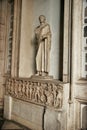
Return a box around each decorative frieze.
[6,78,63,109]
[7,0,14,74]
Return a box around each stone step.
[0,120,32,130]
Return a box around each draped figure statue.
[35,15,51,76]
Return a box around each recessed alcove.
[81,104,87,129]
[19,0,64,80]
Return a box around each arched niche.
[19,0,64,80]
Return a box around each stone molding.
[6,77,63,109]
[11,0,22,77]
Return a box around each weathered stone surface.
[4,95,45,130]
[44,108,62,130]
[4,95,12,120]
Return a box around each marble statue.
[35,15,51,76]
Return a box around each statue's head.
[39,15,46,24]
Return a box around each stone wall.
[4,77,69,130]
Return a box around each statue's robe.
[35,23,51,74]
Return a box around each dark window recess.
[85,7,87,17]
[85,64,87,71]
[85,53,87,62]
[84,19,87,23]
[84,26,87,37]
[84,47,87,50]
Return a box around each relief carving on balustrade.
[6,78,63,109]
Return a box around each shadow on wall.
[59,0,64,81]
[31,36,38,74]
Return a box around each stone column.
[11,0,22,77]
[0,0,7,109]
[63,0,71,83]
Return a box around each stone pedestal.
[4,96,45,130]
[4,77,68,130]
[30,75,53,80]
